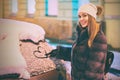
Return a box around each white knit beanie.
[78,3,97,19]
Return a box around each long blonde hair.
[88,6,103,47]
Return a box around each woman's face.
[78,12,89,28]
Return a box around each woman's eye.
[83,14,87,17]
[78,15,81,18]
[78,14,88,18]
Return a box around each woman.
[47,3,107,80]
[71,3,107,80]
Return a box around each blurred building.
[0,0,120,51]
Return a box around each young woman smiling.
[47,3,107,80]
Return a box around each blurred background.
[0,0,120,52]
[0,0,120,79]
